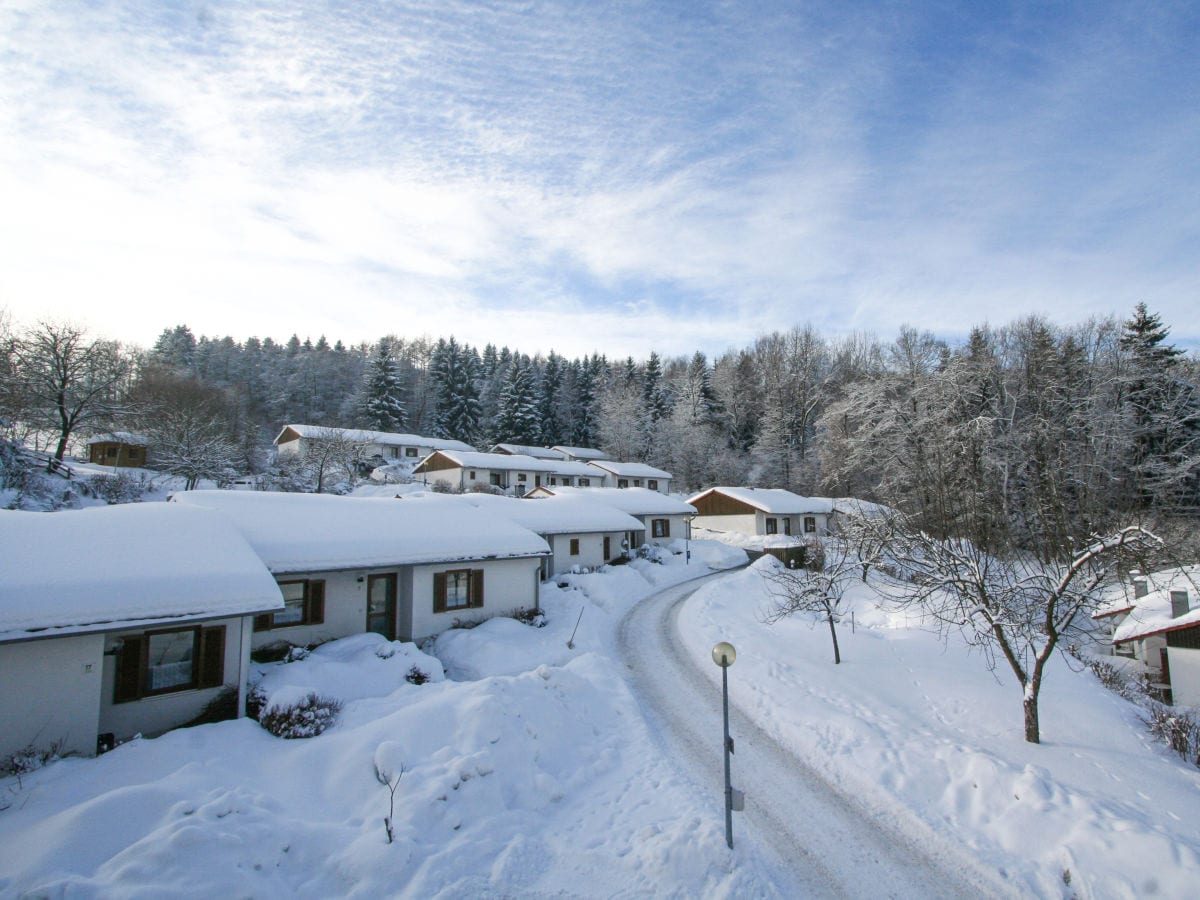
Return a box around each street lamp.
[712,641,743,849]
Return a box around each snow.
[688,485,835,514]
[1112,565,1200,642]
[489,443,565,459]
[0,504,281,640]
[417,449,592,476]
[588,459,672,479]
[277,424,474,453]
[168,490,550,573]
[3,535,1199,896]
[429,491,644,535]
[533,484,697,516]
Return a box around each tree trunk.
[1023,686,1040,744]
[828,614,841,665]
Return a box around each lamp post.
[712,641,740,849]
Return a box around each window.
[604,536,611,559]
[633,479,642,487]
[570,538,580,556]
[106,446,117,458]
[765,517,778,535]
[579,478,590,487]
[548,477,557,486]
[128,448,141,460]
[783,518,792,536]
[804,516,817,534]
[490,473,502,486]
[405,447,419,457]
[517,472,527,482]
[434,569,484,613]
[255,580,326,631]
[652,519,670,538]
[389,448,400,458]
[647,479,658,491]
[114,625,225,703]
[469,470,477,479]
[618,478,629,488]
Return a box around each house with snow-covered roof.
[86,432,150,468]
[489,443,566,460]
[550,446,610,463]
[418,492,643,578]
[412,450,601,494]
[274,424,475,466]
[0,504,284,761]
[585,460,672,493]
[170,491,549,646]
[1107,566,1200,706]
[687,487,834,538]
[527,485,696,548]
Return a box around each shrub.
[258,692,343,739]
[2,739,66,777]
[88,471,149,504]
[1144,705,1200,764]
[406,665,431,685]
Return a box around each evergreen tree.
[358,337,407,432]
[430,337,481,443]
[538,351,565,445]
[493,354,540,444]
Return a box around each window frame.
[114,624,226,703]
[652,518,670,538]
[804,516,817,534]
[433,568,485,614]
[255,579,326,631]
[569,538,581,556]
[647,479,658,491]
[765,517,778,535]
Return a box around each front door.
[367,573,397,640]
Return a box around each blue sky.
[1,0,1196,359]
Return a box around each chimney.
[1170,590,1191,619]
[1131,571,1148,599]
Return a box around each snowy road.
[617,572,1017,899]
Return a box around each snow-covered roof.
[1112,566,1200,642]
[0,504,282,642]
[588,460,672,479]
[688,487,835,515]
[531,486,696,517]
[490,443,565,460]
[415,450,595,476]
[420,492,643,535]
[86,432,148,446]
[551,446,610,461]
[170,490,549,573]
[275,424,475,453]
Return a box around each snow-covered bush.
[257,692,343,739]
[2,739,65,777]
[87,471,149,504]
[405,665,431,685]
[1145,706,1200,765]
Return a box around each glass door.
[367,573,397,640]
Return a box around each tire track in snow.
[618,572,1019,899]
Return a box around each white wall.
[99,616,252,744]
[1169,647,1200,708]
[251,570,367,650]
[409,557,541,642]
[0,634,104,761]
[638,514,690,546]
[692,512,760,535]
[545,531,625,576]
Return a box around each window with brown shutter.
[114,625,226,702]
[652,519,670,538]
[434,568,483,613]
[569,538,580,556]
[256,579,326,630]
[198,626,226,689]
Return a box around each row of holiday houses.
[1,485,837,764]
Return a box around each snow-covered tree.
[358,338,407,432]
[430,337,482,444]
[492,354,539,444]
[759,539,857,664]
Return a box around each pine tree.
[359,338,407,432]
[538,351,565,446]
[493,355,540,444]
[430,337,482,444]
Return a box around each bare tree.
[301,427,371,493]
[880,514,1160,743]
[760,537,858,664]
[12,321,131,467]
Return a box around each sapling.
[374,761,405,844]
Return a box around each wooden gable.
[414,451,460,473]
[691,490,757,516]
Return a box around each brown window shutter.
[114,635,144,703]
[198,626,226,689]
[433,571,447,613]
[471,569,485,608]
[253,613,272,631]
[308,580,326,624]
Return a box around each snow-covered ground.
[3,541,1199,897]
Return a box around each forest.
[2,304,1198,556]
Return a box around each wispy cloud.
[1,1,1196,358]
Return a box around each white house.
[586,460,672,493]
[550,446,610,463]
[1110,566,1200,705]
[446,492,644,578]
[274,424,475,464]
[0,504,283,762]
[687,487,834,538]
[527,485,695,548]
[170,491,550,646]
[412,450,600,494]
